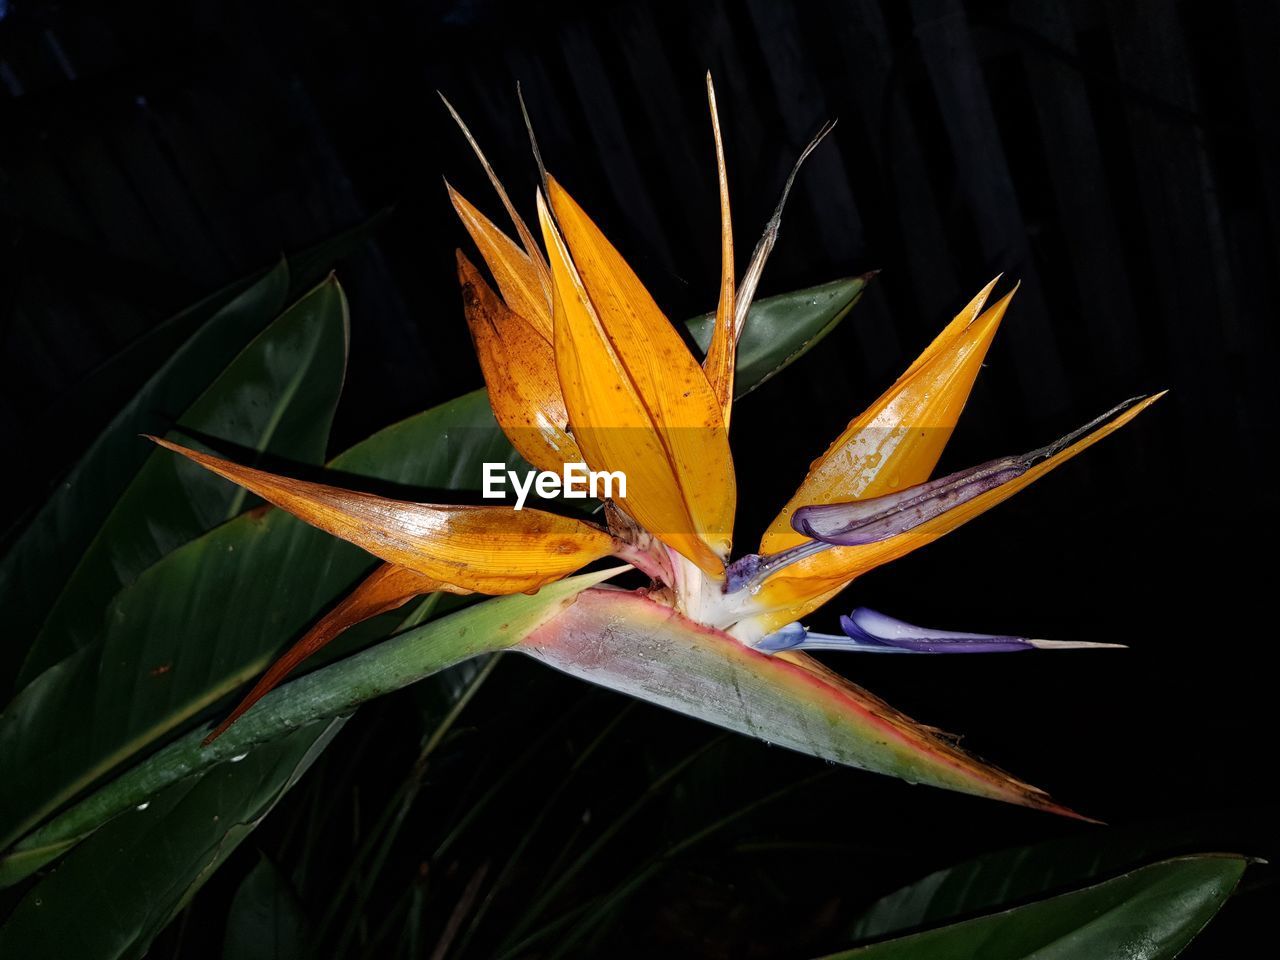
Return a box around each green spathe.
[518,588,1082,817]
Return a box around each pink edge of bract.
[517,587,1097,822]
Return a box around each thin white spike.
[1024,639,1128,650]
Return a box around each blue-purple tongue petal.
[753,607,1123,654]
[841,608,1033,652]
[791,397,1145,546]
[755,622,808,652]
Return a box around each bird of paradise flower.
[152,75,1159,819]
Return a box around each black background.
[2,0,1276,956]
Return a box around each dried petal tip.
[755,607,1124,654]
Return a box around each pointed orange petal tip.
[702,70,737,426]
[439,91,553,298]
[447,182,553,338]
[146,436,616,593]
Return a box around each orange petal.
[762,279,1008,556]
[448,183,553,340]
[753,393,1163,628]
[204,563,457,743]
[538,185,735,575]
[148,437,618,593]
[458,251,581,472]
[439,93,552,304]
[701,72,737,426]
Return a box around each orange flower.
[155,77,1158,815]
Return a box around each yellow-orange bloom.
[145,79,1158,824]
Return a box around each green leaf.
[818,855,1245,960]
[0,388,519,856]
[0,571,617,886]
[2,212,390,695]
[221,855,307,960]
[0,264,290,690]
[848,818,1253,942]
[15,278,350,688]
[687,275,870,394]
[0,719,342,960]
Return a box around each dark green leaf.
[820,855,1245,960]
[0,719,342,960]
[848,817,1262,942]
[687,276,870,395]
[2,212,390,695]
[0,264,290,691]
[1,572,611,885]
[221,855,307,960]
[15,278,350,687]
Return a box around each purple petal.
[751,608,1124,656]
[842,608,1032,653]
[755,622,807,652]
[724,553,765,594]
[791,397,1146,546]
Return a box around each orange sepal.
[448,183,553,340]
[540,179,735,575]
[439,93,552,304]
[701,73,737,426]
[762,280,1008,557]
[458,250,580,472]
[148,437,618,594]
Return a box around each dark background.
[1,0,1276,957]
